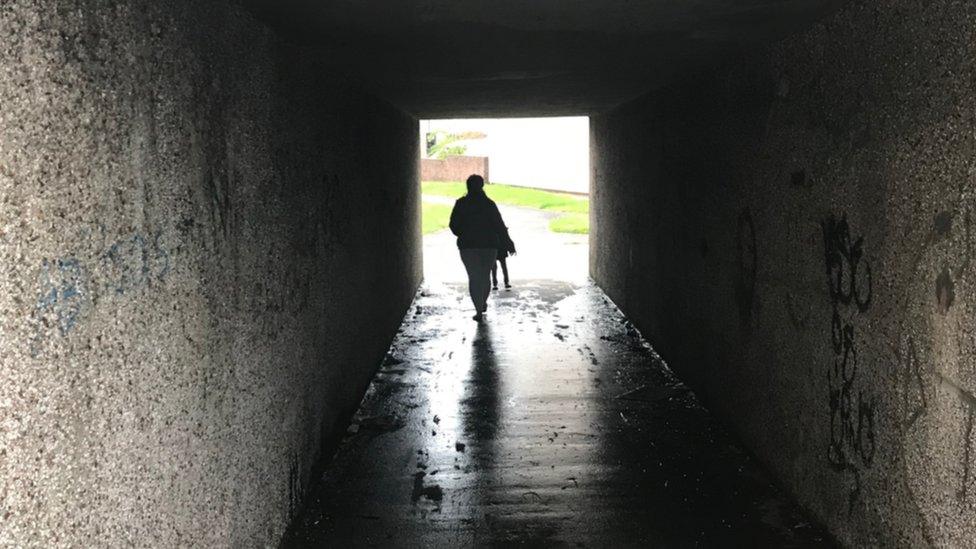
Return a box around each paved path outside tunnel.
[423,201,589,285]
[284,206,831,547]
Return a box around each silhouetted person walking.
[449,174,511,321]
[492,228,516,290]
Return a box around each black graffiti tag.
[822,213,877,513]
[900,336,928,428]
[823,215,872,313]
[827,318,877,467]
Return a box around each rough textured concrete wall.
[420,156,489,183]
[591,0,976,546]
[0,1,421,546]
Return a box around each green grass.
[548,213,589,234]
[421,180,590,235]
[421,201,452,234]
[422,180,588,215]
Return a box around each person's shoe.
[472,313,483,321]
[504,283,512,289]
[492,285,498,290]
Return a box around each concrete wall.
[0,1,421,546]
[420,155,489,183]
[591,0,976,546]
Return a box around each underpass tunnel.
[2,0,974,546]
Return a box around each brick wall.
[421,155,489,182]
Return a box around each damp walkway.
[284,277,833,547]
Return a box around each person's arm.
[449,200,463,236]
[502,226,516,255]
[490,201,516,253]
[490,201,507,236]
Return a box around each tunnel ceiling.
[245,0,841,118]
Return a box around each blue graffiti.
[30,257,89,356]
[35,257,87,336]
[30,231,172,356]
[101,231,170,295]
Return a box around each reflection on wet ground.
[285,279,832,547]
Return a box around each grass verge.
[422,180,588,215]
[422,201,452,235]
[549,213,589,234]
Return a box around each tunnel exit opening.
[418,117,590,287]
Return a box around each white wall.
[420,117,589,194]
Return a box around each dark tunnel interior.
[3,0,975,546]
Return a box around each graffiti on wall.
[29,230,171,356]
[288,450,305,522]
[821,213,877,513]
[927,204,976,504]
[935,266,955,314]
[958,401,975,502]
[735,208,758,326]
[896,337,976,506]
[33,258,88,339]
[102,232,171,295]
[887,202,976,515]
[899,336,928,429]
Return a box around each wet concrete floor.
[284,278,833,547]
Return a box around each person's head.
[466,174,485,194]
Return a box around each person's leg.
[475,249,496,313]
[499,257,510,287]
[459,249,483,316]
[491,260,498,289]
[461,248,496,318]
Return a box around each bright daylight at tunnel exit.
[3,1,975,547]
[419,117,590,289]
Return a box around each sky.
[420,117,589,194]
